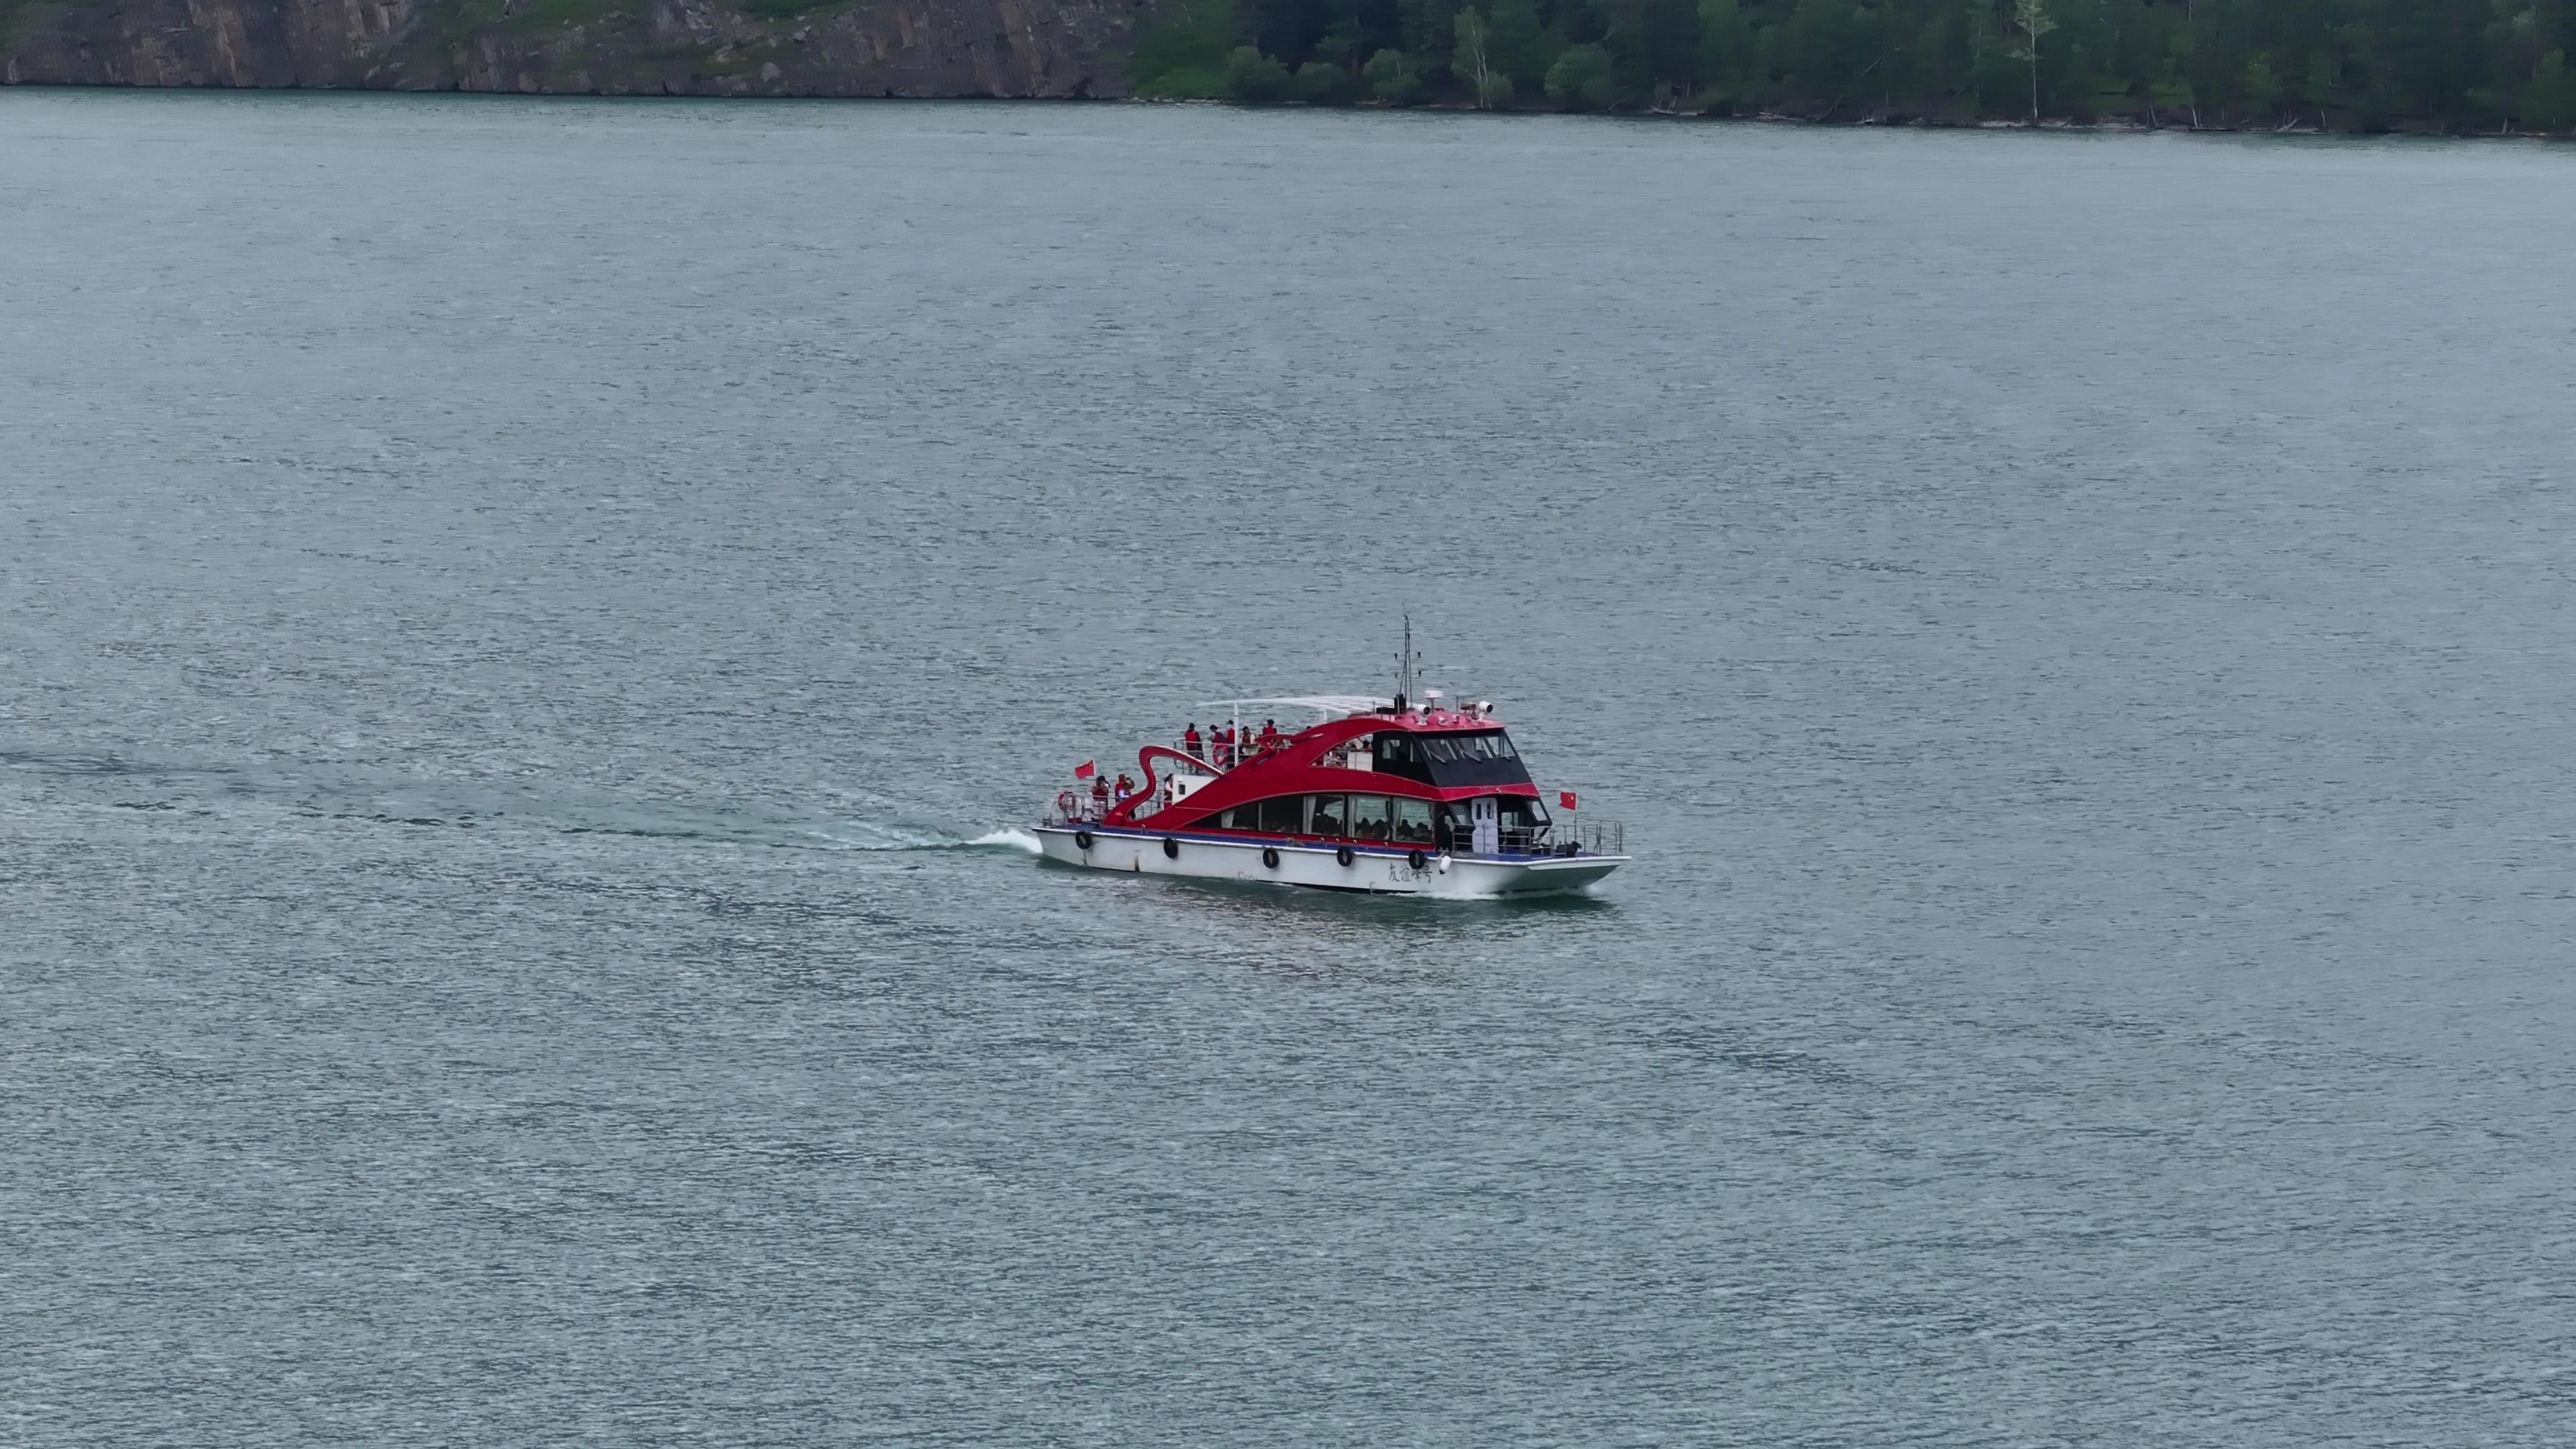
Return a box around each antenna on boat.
[1395,614,1422,708]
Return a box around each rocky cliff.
[0,0,1151,96]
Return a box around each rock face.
[0,0,1152,96]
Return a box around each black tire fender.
[1407,849,1428,870]
[1261,847,1281,870]
[1336,845,1355,867]
[1073,830,1093,851]
[1162,837,1180,859]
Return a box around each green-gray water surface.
[6,92,2576,1444]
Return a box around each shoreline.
[4,83,2570,141]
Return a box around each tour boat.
[1033,682,1626,898]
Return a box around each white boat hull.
[1032,825,1623,898]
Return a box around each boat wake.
[0,746,1030,857]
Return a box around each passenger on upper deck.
[1183,722,1203,758]
[1114,773,1134,804]
[1257,719,1281,755]
[1089,773,1110,817]
[1214,725,1236,769]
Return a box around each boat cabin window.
[1349,796,1391,842]
[1371,732,1427,784]
[1220,794,1437,843]
[1308,794,1348,839]
[1372,729,1530,788]
[1438,800,1471,849]
[1392,798,1434,846]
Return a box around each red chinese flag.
[1559,790,1578,811]
[1075,761,1097,779]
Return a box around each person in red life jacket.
[1214,725,1234,768]
[1257,719,1281,755]
[1089,773,1110,818]
[1114,773,1135,805]
[1183,722,1203,759]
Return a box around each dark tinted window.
[1419,731,1533,788]
[1350,796,1391,841]
[1392,799,1434,846]
[1436,801,1471,851]
[1372,732,1433,784]
[1258,796,1303,833]
[1307,794,1347,839]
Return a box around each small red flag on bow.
[1075,761,1097,779]
[1559,790,1578,811]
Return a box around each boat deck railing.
[1045,795,1134,826]
[1167,736,1295,771]
[1486,820,1623,859]
[1572,820,1625,857]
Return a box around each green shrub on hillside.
[1296,60,1356,105]
[1126,0,1234,99]
[1545,44,1615,110]
[1362,48,1426,105]
[1224,46,1295,104]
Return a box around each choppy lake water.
[7,91,2576,1444]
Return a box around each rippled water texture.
[7,92,2576,1444]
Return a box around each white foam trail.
[0,746,1050,857]
[790,819,954,851]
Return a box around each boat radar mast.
[1395,615,1424,709]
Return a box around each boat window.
[1349,796,1391,842]
[1371,733,1433,784]
[1307,794,1347,839]
[1257,796,1303,834]
[1220,804,1258,830]
[1436,801,1471,851]
[1493,794,1552,852]
[1392,798,1434,846]
[1415,731,1533,788]
[1370,730,1526,784]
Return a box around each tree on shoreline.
[1454,7,1510,107]
[2010,0,2056,122]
